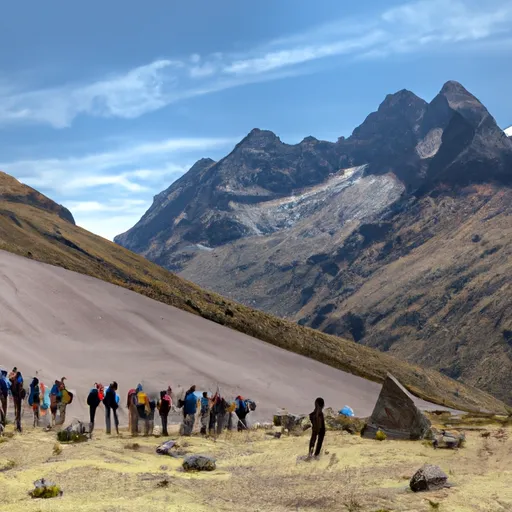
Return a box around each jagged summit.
[237,128,281,149]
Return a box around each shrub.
[53,443,62,456]
[56,431,88,443]
[375,430,387,441]
[30,485,62,499]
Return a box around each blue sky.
[1,0,511,240]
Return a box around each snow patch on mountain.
[505,126,512,136]
[227,165,404,237]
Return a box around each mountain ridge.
[115,80,512,404]
[0,170,505,414]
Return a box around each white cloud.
[1,136,233,194]
[0,0,510,128]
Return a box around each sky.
[1,0,511,240]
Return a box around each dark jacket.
[158,395,171,416]
[0,378,8,398]
[103,387,118,410]
[309,410,325,434]
[87,388,101,408]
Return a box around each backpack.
[61,389,73,405]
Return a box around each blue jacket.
[184,393,197,415]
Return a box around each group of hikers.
[1,368,73,432]
[1,366,326,459]
[0,368,257,439]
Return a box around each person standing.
[28,377,41,427]
[308,397,326,459]
[182,387,197,436]
[0,370,9,427]
[157,390,171,437]
[103,382,120,435]
[200,392,210,435]
[9,370,25,432]
[87,384,102,437]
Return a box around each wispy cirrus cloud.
[0,0,510,129]
[0,136,236,239]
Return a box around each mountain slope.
[0,170,506,414]
[115,81,512,404]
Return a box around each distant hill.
[116,81,512,405]
[0,170,506,414]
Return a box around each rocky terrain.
[115,81,512,404]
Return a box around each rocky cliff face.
[116,81,512,403]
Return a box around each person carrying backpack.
[157,390,171,436]
[182,387,197,436]
[235,396,250,431]
[9,370,25,432]
[28,377,41,427]
[103,382,120,435]
[200,392,210,435]
[0,370,9,427]
[87,383,102,436]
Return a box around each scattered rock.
[410,464,449,492]
[159,465,169,471]
[29,478,63,499]
[183,455,216,472]
[432,430,465,449]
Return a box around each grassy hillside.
[0,172,507,414]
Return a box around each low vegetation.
[0,422,509,511]
[0,173,507,414]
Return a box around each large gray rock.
[410,464,449,492]
[182,455,216,472]
[361,374,431,440]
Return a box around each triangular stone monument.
[362,374,431,440]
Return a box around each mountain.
[116,81,512,405]
[1,170,503,414]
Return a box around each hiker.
[157,390,172,436]
[235,396,250,431]
[104,382,120,435]
[308,397,326,459]
[56,378,73,426]
[0,370,9,427]
[133,384,152,436]
[146,397,156,436]
[127,386,140,436]
[209,393,228,436]
[9,370,25,432]
[182,386,197,436]
[50,379,62,426]
[87,383,102,436]
[28,377,41,427]
[200,392,210,435]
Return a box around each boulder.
[433,430,465,449]
[361,374,431,440]
[273,413,305,432]
[182,455,216,472]
[410,464,449,492]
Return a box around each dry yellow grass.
[0,171,507,414]
[0,421,510,512]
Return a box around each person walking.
[87,383,102,437]
[103,382,120,435]
[157,390,171,436]
[9,370,25,432]
[308,397,326,460]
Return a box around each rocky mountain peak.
[237,128,281,149]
